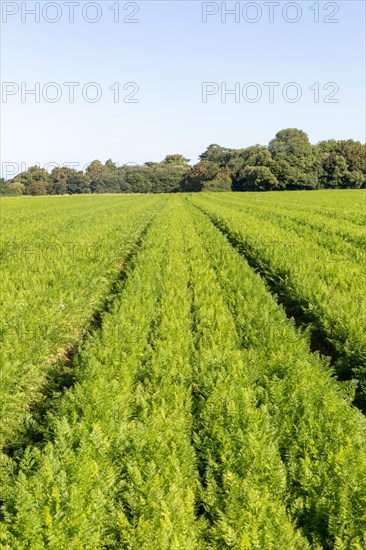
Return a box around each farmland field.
[0,190,366,549]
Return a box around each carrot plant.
[191,194,366,407]
[0,200,201,549]
[0,195,164,456]
[188,201,366,548]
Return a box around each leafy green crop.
[0,195,164,455]
[191,191,366,408]
[0,191,365,549]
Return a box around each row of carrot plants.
[236,200,362,259]
[190,194,366,407]
[0,200,202,549]
[232,190,365,227]
[198,193,364,268]
[182,204,310,548]
[0,195,164,457]
[186,201,366,548]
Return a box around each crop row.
[232,190,365,227]
[0,195,165,456]
[0,201,201,549]
[196,193,364,268]
[1,198,365,548]
[230,198,364,259]
[190,194,366,408]
[186,202,366,548]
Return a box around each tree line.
[1,129,365,196]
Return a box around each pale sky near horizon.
[0,0,365,178]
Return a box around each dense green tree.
[11,166,50,195]
[151,165,188,193]
[49,167,73,195]
[86,160,129,193]
[315,140,366,189]
[121,166,153,194]
[105,158,118,171]
[9,180,25,195]
[49,167,91,194]
[319,153,349,188]
[0,178,17,195]
[182,160,232,192]
[269,129,314,168]
[231,146,278,191]
[202,168,232,191]
[199,144,233,164]
[236,145,273,168]
[271,159,318,190]
[147,156,191,193]
[238,165,280,191]
[342,169,365,188]
[66,172,91,194]
[269,129,318,189]
[336,140,366,174]
[162,154,190,166]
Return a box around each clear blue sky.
[1,1,365,177]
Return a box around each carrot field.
[0,190,365,549]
